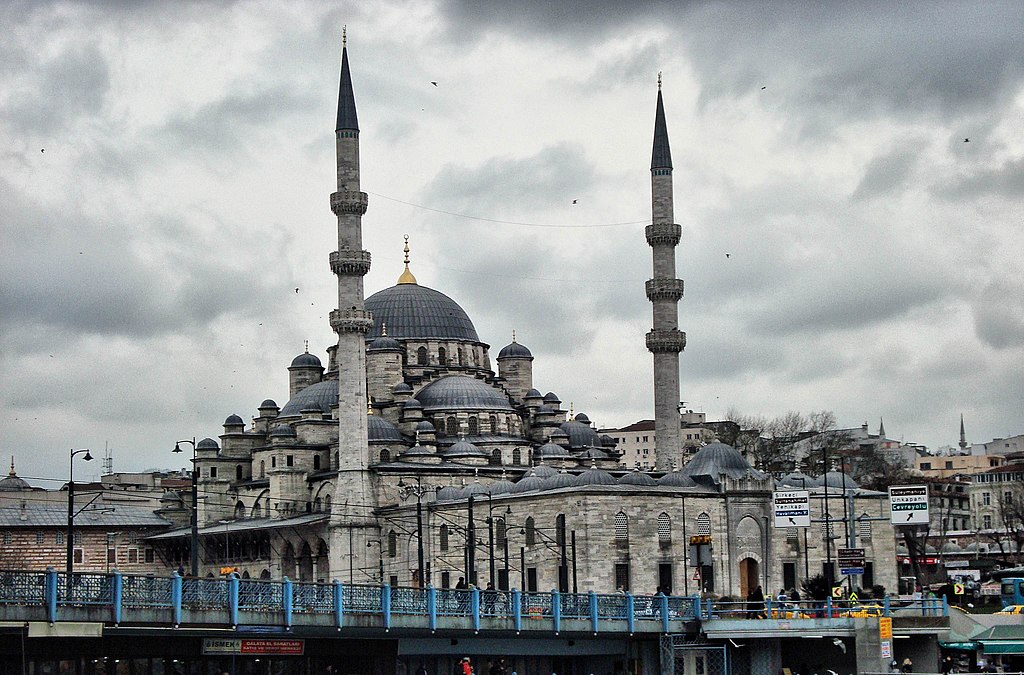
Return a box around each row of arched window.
[378,447,526,466]
[414,345,480,368]
[441,415,517,437]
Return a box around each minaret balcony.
[645,222,681,247]
[330,190,369,216]
[646,278,684,302]
[330,308,374,334]
[330,249,372,277]
[645,329,686,354]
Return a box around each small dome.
[681,442,756,481]
[0,472,31,492]
[619,469,657,486]
[436,485,463,502]
[368,335,402,351]
[415,420,436,432]
[537,404,556,414]
[462,481,489,497]
[498,341,533,359]
[392,382,413,394]
[546,470,580,489]
[941,541,962,553]
[543,392,560,403]
[821,471,859,490]
[779,471,820,488]
[403,398,423,410]
[489,478,517,495]
[574,413,590,423]
[279,380,337,417]
[549,429,570,444]
[559,420,602,450]
[577,447,610,460]
[536,442,572,459]
[159,491,183,504]
[658,470,696,487]
[399,444,435,459]
[259,399,278,409]
[197,437,220,450]
[576,466,617,486]
[269,425,296,438]
[600,435,616,447]
[525,388,543,399]
[224,414,244,426]
[531,464,558,478]
[512,470,548,494]
[440,439,488,458]
[416,375,514,412]
[368,415,404,442]
[290,352,322,368]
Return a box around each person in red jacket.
[460,657,473,675]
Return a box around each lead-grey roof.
[497,341,533,359]
[619,469,657,486]
[149,513,328,540]
[335,45,358,132]
[681,442,758,481]
[368,415,405,442]
[0,503,172,528]
[416,375,513,412]
[559,419,602,449]
[290,352,322,368]
[279,379,337,417]
[651,88,672,170]
[365,283,479,341]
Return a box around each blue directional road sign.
[773,490,810,528]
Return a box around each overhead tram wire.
[366,191,648,229]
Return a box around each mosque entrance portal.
[739,557,759,599]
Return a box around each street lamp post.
[67,448,93,574]
[173,438,199,577]
[398,477,432,587]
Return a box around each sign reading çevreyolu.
[888,485,929,525]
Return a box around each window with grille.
[446,417,459,436]
[107,548,116,564]
[379,449,391,463]
[417,346,427,365]
[614,512,628,543]
[696,513,711,536]
[555,514,566,546]
[468,417,479,435]
[387,531,397,558]
[657,513,671,544]
[512,448,521,465]
[439,524,449,552]
[2,531,11,545]
[36,532,44,544]
[614,562,630,592]
[490,415,498,433]
[786,527,799,544]
[490,449,501,466]
[525,517,536,546]
[858,515,872,540]
[128,549,139,564]
[496,519,506,548]
[56,532,65,545]
[820,515,835,539]
[438,347,446,364]
[74,532,83,545]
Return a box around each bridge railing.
[0,569,700,633]
[701,595,949,620]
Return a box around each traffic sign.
[838,547,866,567]
[840,567,865,576]
[773,490,811,528]
[954,583,965,595]
[889,485,929,525]
[832,585,844,599]
[879,617,893,639]
[692,570,701,581]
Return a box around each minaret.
[959,414,968,452]
[645,73,686,472]
[327,30,376,580]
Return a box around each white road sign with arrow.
[889,485,929,525]
[773,490,811,528]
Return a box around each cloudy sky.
[2,1,1023,486]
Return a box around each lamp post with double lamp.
[173,438,199,577]
[67,448,93,573]
[397,477,432,588]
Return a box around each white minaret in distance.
[328,31,376,580]
[645,74,686,472]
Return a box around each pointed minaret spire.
[959,414,968,451]
[646,75,685,471]
[8,456,15,477]
[336,27,359,132]
[878,418,886,439]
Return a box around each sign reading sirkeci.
[889,485,929,525]
[203,639,304,656]
[773,490,811,528]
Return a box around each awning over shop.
[940,642,977,651]
[980,641,1024,655]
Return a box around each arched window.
[439,524,449,552]
[416,346,427,365]
[555,514,566,546]
[313,455,321,470]
[387,531,397,558]
[525,517,536,546]
[496,518,506,549]
[313,498,322,512]
[324,494,331,513]
[259,460,265,478]
[696,512,711,536]
[614,512,629,543]
[252,503,262,518]
[379,449,391,464]
[512,448,522,465]
[56,531,65,545]
[858,514,872,541]
[236,465,243,480]
[446,416,459,436]
[438,347,446,365]
[506,417,513,434]
[458,348,465,366]
[489,415,498,433]
[468,417,479,435]
[235,501,245,519]
[821,514,835,540]
[657,513,671,544]
[271,456,276,468]
[489,448,501,466]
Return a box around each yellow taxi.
[997,605,1024,615]
[846,604,884,617]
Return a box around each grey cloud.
[936,156,1024,200]
[851,143,922,201]
[972,278,1024,349]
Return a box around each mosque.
[153,40,899,601]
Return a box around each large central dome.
[365,283,479,342]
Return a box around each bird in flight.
[761,86,766,90]
[964,138,970,143]
[295,287,300,293]
[572,199,578,204]
[430,81,438,87]
[725,253,731,258]
[41,148,45,153]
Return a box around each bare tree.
[983,484,1024,565]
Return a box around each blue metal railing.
[700,595,949,620]
[0,568,702,633]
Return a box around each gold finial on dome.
[397,234,418,284]
[367,401,373,415]
[381,322,388,336]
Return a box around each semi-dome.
[619,469,657,486]
[559,419,602,449]
[290,352,322,368]
[821,471,859,490]
[577,466,617,486]
[224,414,244,426]
[416,375,514,412]
[368,415,404,442]
[197,437,220,450]
[498,340,533,359]
[269,425,296,438]
[279,380,337,417]
[365,283,480,341]
[681,442,759,481]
